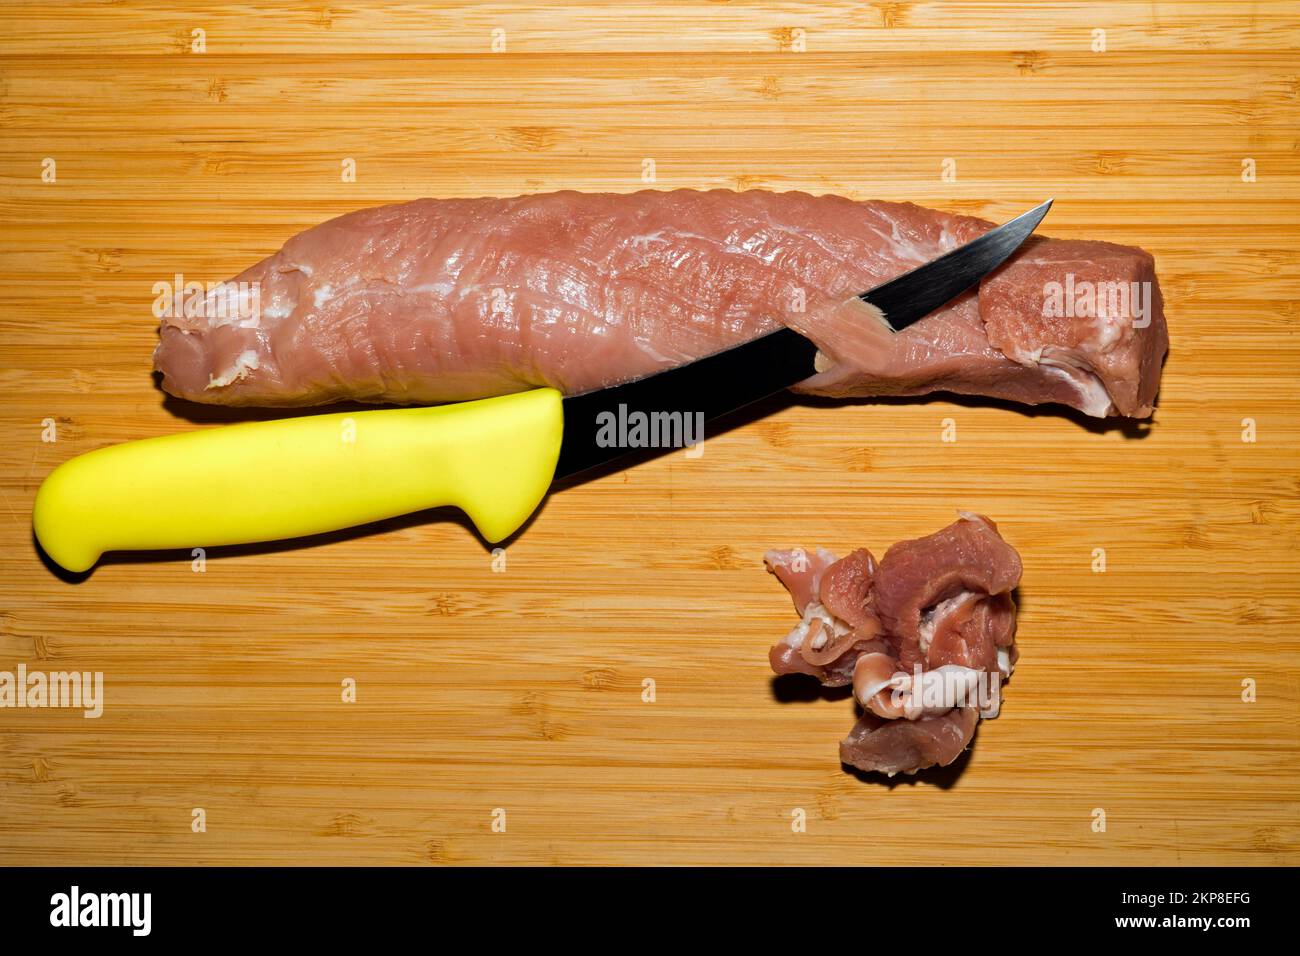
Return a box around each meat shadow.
[770,673,854,704]
[787,391,1158,438]
[156,370,1158,439]
[157,378,379,425]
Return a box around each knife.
[33,199,1051,572]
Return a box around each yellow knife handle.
[32,388,565,573]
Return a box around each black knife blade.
[860,198,1053,330]
[555,200,1052,479]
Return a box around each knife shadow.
[40,387,784,581]
[32,497,550,585]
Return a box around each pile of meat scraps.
[765,513,1022,777]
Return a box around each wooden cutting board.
[2,1,1297,866]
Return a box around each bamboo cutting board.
[1,1,1297,866]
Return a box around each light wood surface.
[1,2,1297,866]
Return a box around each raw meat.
[154,190,1167,417]
[765,513,1022,777]
[840,708,981,778]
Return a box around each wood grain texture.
[1,1,1297,866]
